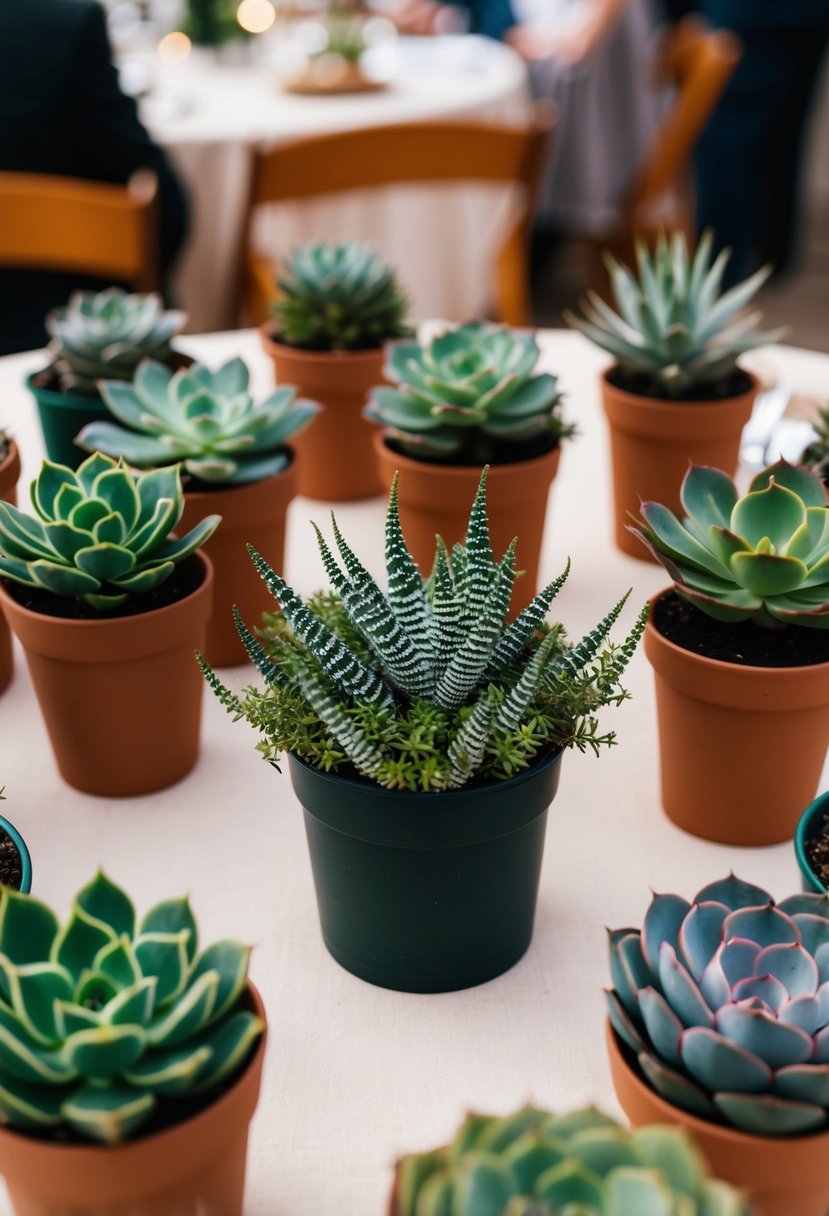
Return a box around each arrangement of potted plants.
[280,8,381,95]
[0,426,21,694]
[201,469,646,992]
[566,231,780,558]
[630,459,829,845]
[607,872,829,1216]
[366,322,575,615]
[390,1103,748,1215]
[75,356,319,666]
[0,452,219,796]
[0,789,31,893]
[27,289,187,470]
[261,242,411,501]
[795,789,829,893]
[0,871,265,1215]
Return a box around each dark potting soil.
[806,811,829,889]
[30,366,96,398]
[383,432,560,469]
[654,592,829,668]
[0,829,23,890]
[2,555,204,621]
[607,365,753,403]
[268,328,382,355]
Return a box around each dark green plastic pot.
[26,373,109,470]
[0,814,32,893]
[288,749,562,993]
[795,790,829,893]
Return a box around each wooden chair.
[242,107,555,328]
[0,169,159,290]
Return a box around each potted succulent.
[566,231,780,559]
[629,459,829,845]
[0,452,219,796]
[0,871,265,1216]
[260,242,411,501]
[607,872,829,1216]
[802,404,829,486]
[795,789,829,893]
[27,288,187,470]
[201,469,646,992]
[280,9,380,94]
[366,322,575,616]
[76,356,319,666]
[389,1103,748,1215]
[0,427,21,694]
[0,789,31,893]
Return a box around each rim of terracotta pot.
[0,813,31,893]
[259,322,386,368]
[795,789,829,893]
[601,365,758,411]
[0,439,21,496]
[372,430,563,483]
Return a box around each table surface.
[2,329,828,1215]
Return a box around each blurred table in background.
[140,36,532,331]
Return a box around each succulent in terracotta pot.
[0,787,31,893]
[802,402,829,486]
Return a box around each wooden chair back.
[243,106,555,327]
[0,170,159,290]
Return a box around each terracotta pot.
[607,1023,829,1216]
[0,984,266,1216]
[260,326,384,501]
[179,459,297,666]
[0,555,213,796]
[0,441,21,695]
[644,590,829,845]
[601,369,757,560]
[373,435,561,617]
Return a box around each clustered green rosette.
[608,874,829,1136]
[630,460,829,628]
[0,452,219,610]
[393,1104,748,1216]
[46,289,185,396]
[566,231,781,398]
[77,357,319,486]
[0,873,263,1144]
[366,323,573,463]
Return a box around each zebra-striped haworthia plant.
[0,872,264,1144]
[200,469,646,792]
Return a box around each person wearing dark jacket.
[0,0,188,355]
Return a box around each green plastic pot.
[0,814,32,893]
[26,373,109,470]
[288,749,562,993]
[795,790,829,893]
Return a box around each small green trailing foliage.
[631,460,829,629]
[393,1104,748,1216]
[0,452,220,610]
[271,242,411,352]
[46,289,186,397]
[608,873,829,1136]
[200,469,646,792]
[77,357,319,486]
[0,872,263,1144]
[366,322,574,464]
[566,231,782,399]
[803,404,829,486]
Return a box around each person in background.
[0,0,188,355]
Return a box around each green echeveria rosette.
[77,357,320,487]
[608,873,829,1136]
[0,452,220,611]
[629,459,829,629]
[0,872,263,1144]
[565,230,783,399]
[46,288,186,397]
[365,323,574,463]
[394,1104,748,1215]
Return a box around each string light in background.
[157,30,192,63]
[236,0,276,34]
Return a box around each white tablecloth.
[142,36,532,331]
[1,329,827,1214]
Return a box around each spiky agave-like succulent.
[565,231,782,399]
[271,243,411,352]
[200,469,646,792]
[393,1104,748,1216]
[77,357,319,486]
[803,404,829,486]
[608,873,829,1136]
[0,872,263,1144]
[631,460,829,629]
[0,452,219,610]
[366,323,573,463]
[46,288,186,396]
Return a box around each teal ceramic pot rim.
[25,371,100,411]
[795,790,829,893]
[0,815,32,893]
